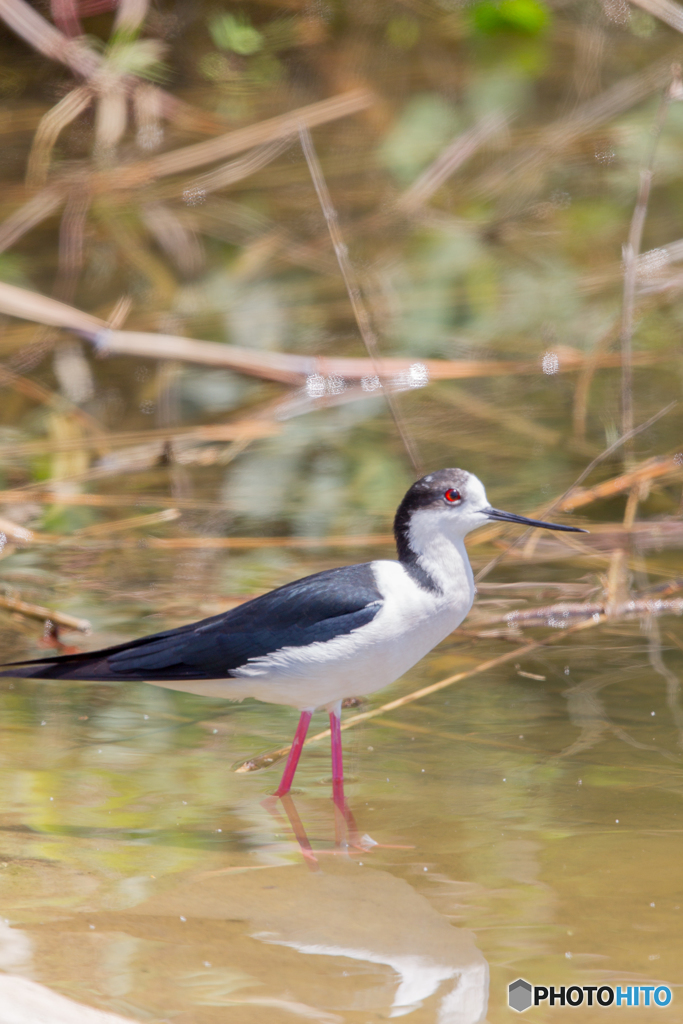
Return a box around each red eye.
[444,488,462,503]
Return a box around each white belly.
[142,559,474,711]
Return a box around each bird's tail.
[0,645,136,681]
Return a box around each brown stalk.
[54,187,91,303]
[629,0,683,32]
[0,281,104,333]
[74,507,179,537]
[83,329,661,384]
[438,385,559,446]
[397,112,507,214]
[26,86,92,186]
[141,203,205,278]
[473,597,683,630]
[93,89,374,190]
[0,492,224,510]
[149,534,395,551]
[0,186,66,254]
[0,420,277,459]
[473,52,680,206]
[0,515,33,543]
[620,77,675,459]
[0,592,90,632]
[178,139,292,199]
[472,401,677,587]
[560,454,683,511]
[298,122,422,476]
[0,0,101,79]
[0,362,106,441]
[0,278,665,382]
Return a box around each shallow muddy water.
[1,540,683,1022]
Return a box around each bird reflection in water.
[262,790,406,872]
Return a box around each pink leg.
[274,710,312,797]
[329,703,345,806]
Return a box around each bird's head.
[394,468,586,560]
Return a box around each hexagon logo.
[509,978,533,1012]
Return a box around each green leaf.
[471,0,550,36]
[209,13,264,55]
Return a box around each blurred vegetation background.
[0,4,683,1019]
[0,0,681,708]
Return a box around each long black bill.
[482,507,588,533]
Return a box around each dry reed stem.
[94,90,374,190]
[397,112,507,214]
[0,0,101,79]
[140,203,205,278]
[74,508,179,537]
[0,420,278,458]
[572,320,621,441]
[620,75,676,456]
[629,0,683,32]
[180,139,292,199]
[0,281,104,333]
[472,402,677,580]
[0,515,33,543]
[0,592,90,632]
[474,597,683,629]
[475,53,677,201]
[0,492,224,510]
[101,217,177,301]
[26,85,91,186]
[148,534,395,551]
[560,454,683,511]
[85,330,661,383]
[621,173,653,449]
[55,187,90,303]
[234,618,602,772]
[298,122,422,476]
[439,385,559,445]
[0,278,665,382]
[5,521,677,552]
[0,187,65,254]
[0,363,107,441]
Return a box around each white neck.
[406,511,475,603]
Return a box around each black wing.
[0,562,383,681]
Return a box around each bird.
[0,468,586,804]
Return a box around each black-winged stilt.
[0,469,586,803]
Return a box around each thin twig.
[474,401,677,581]
[0,186,65,254]
[620,79,674,458]
[0,592,90,632]
[298,123,422,476]
[397,112,507,214]
[26,85,91,186]
[94,90,374,190]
